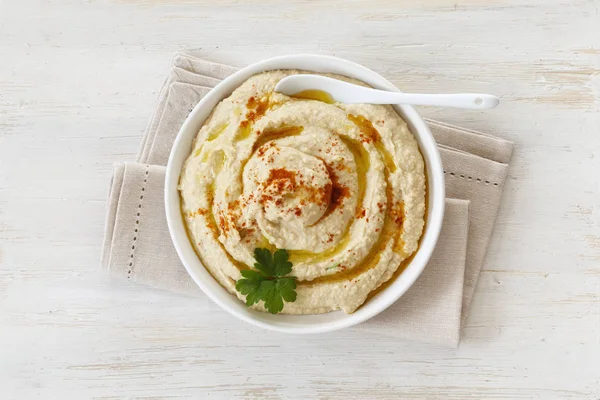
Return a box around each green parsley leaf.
[236,269,263,306]
[235,248,298,314]
[253,247,275,277]
[276,277,297,302]
[261,280,283,314]
[273,249,293,277]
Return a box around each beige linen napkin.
[102,53,513,347]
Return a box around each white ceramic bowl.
[165,54,445,334]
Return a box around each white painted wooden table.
[1,0,599,398]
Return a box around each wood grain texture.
[0,0,599,398]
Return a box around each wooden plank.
[1,0,598,398]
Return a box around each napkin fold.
[103,53,513,347]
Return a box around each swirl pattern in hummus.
[179,70,426,314]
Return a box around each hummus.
[179,70,426,314]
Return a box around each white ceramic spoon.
[275,74,499,109]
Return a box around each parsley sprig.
[235,248,297,314]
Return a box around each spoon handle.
[369,91,500,109]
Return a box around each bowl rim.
[165,54,445,333]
